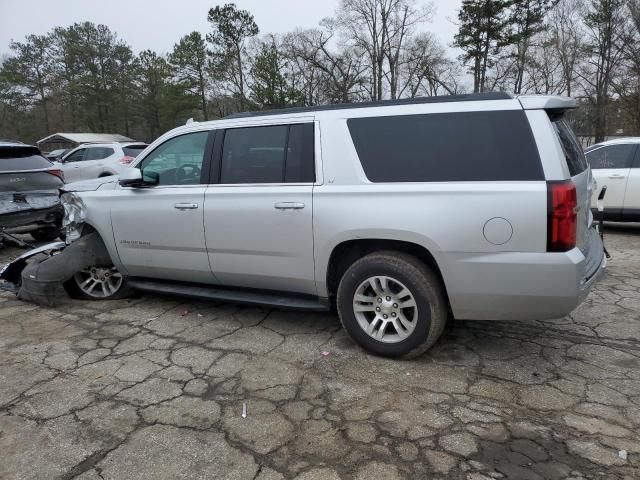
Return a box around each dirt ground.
[1,225,639,480]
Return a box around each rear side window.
[123,145,147,157]
[220,123,315,184]
[551,117,588,176]
[85,147,114,160]
[0,148,53,171]
[348,110,543,182]
[586,145,637,169]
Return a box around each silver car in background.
[1,92,606,358]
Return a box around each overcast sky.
[0,0,462,58]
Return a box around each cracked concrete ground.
[0,225,639,480]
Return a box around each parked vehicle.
[0,142,64,241]
[1,93,606,357]
[55,142,148,183]
[45,148,70,162]
[586,138,640,222]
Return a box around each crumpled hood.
[61,175,118,193]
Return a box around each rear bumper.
[445,228,606,321]
[0,204,64,233]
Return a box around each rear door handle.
[174,203,199,210]
[274,202,305,210]
[608,174,626,179]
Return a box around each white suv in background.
[586,138,640,221]
[56,142,148,183]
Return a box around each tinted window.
[220,124,314,184]
[85,147,114,160]
[286,124,315,182]
[0,148,52,171]
[586,145,636,169]
[123,145,147,157]
[348,110,543,182]
[139,131,209,185]
[551,117,588,176]
[64,149,86,163]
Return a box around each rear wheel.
[30,227,60,242]
[337,251,447,358]
[63,265,131,300]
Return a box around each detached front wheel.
[63,266,131,300]
[337,251,448,358]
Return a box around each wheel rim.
[352,275,419,344]
[74,267,123,298]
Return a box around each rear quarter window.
[0,148,53,171]
[347,110,543,182]
[123,145,148,157]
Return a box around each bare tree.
[285,26,367,103]
[336,0,431,99]
[399,33,463,97]
[548,0,586,96]
[580,0,634,141]
[525,33,565,94]
[615,0,640,133]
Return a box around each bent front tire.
[63,265,131,300]
[337,251,448,359]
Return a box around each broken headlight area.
[61,192,86,244]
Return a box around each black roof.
[225,92,512,119]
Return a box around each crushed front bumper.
[0,241,66,291]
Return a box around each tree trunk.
[236,45,245,111]
[199,68,208,120]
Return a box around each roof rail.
[225,92,513,119]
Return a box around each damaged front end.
[1,175,121,304]
[0,232,114,305]
[0,187,113,305]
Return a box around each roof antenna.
[186,118,196,125]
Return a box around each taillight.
[547,180,577,252]
[119,156,135,165]
[47,169,65,182]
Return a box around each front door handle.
[174,203,199,210]
[608,174,626,179]
[274,202,305,210]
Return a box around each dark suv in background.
[0,142,65,242]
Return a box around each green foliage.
[207,3,259,110]
[1,1,639,143]
[453,0,514,92]
[250,41,305,109]
[170,32,210,120]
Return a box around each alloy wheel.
[352,275,419,343]
[74,266,123,298]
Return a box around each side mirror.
[119,168,143,187]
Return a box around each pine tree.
[454,0,513,92]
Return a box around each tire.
[30,227,61,242]
[63,265,132,300]
[336,251,448,359]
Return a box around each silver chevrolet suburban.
[1,92,606,358]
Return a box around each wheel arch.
[324,238,449,306]
[78,219,127,274]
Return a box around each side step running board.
[128,278,330,312]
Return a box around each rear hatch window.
[123,145,148,157]
[1,147,53,171]
[549,113,592,256]
[550,116,588,176]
